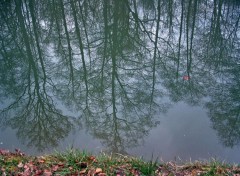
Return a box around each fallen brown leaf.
[95,168,103,173]
[17,162,24,168]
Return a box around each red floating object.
[183,75,190,80]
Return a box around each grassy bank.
[0,148,239,175]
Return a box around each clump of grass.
[155,158,240,176]
[0,148,159,175]
[200,158,239,176]
[130,155,159,175]
[0,148,240,175]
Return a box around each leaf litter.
[0,148,240,175]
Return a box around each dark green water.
[0,0,240,163]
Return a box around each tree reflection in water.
[0,0,239,154]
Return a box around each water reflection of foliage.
[0,0,74,151]
[47,0,168,154]
[0,0,239,152]
[206,63,240,147]
[0,98,73,151]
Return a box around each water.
[0,0,240,163]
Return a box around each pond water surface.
[0,0,240,163]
